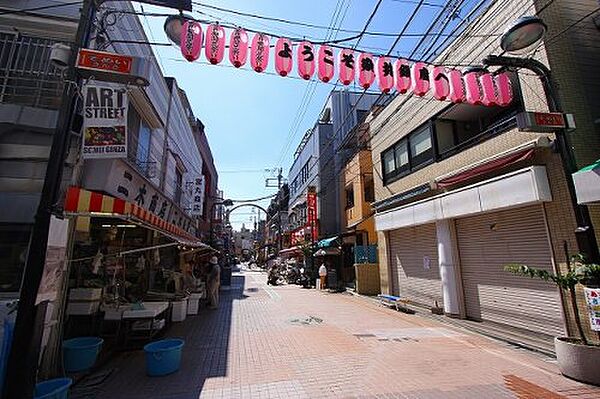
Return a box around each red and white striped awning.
[64,186,204,246]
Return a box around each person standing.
[207,256,221,309]
[318,262,327,290]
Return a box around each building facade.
[370,0,600,346]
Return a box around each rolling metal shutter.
[388,224,442,308]
[456,205,564,336]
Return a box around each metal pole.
[4,1,95,397]
[277,168,283,252]
[483,55,600,262]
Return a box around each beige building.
[370,0,600,347]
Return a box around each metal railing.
[0,33,66,110]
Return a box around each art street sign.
[82,83,128,159]
[76,49,150,86]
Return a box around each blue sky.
[136,0,468,229]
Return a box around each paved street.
[92,270,600,399]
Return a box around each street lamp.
[482,17,599,262]
[163,14,194,44]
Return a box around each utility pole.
[4,1,95,397]
[265,167,284,252]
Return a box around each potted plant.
[505,254,600,385]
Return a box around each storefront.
[376,165,565,336]
[63,186,213,345]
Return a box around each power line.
[0,1,82,16]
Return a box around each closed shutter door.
[389,224,442,307]
[456,205,564,336]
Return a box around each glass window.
[435,120,455,154]
[364,176,374,203]
[383,150,395,175]
[345,186,354,209]
[394,141,408,168]
[137,121,152,165]
[409,126,433,166]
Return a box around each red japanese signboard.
[307,189,318,241]
[534,112,565,128]
[77,49,133,75]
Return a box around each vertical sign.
[307,186,318,241]
[584,287,600,331]
[191,176,205,216]
[82,83,128,159]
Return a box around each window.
[174,168,183,205]
[345,186,354,209]
[409,126,433,167]
[381,124,434,184]
[127,104,154,177]
[364,175,375,203]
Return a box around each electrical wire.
[0,1,82,16]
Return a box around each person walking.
[207,256,221,309]
[318,262,327,290]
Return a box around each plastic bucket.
[143,339,184,377]
[34,378,72,399]
[63,337,103,373]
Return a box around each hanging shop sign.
[584,287,600,332]
[76,49,150,86]
[307,187,318,241]
[177,24,514,107]
[190,176,205,216]
[137,0,192,12]
[82,83,128,159]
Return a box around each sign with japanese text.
[77,49,133,75]
[517,111,567,132]
[190,176,205,216]
[584,287,600,331]
[307,187,318,241]
[82,83,128,159]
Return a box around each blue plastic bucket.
[143,339,184,377]
[63,337,103,373]
[34,378,72,399]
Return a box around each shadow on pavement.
[88,274,247,399]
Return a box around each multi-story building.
[370,0,600,350]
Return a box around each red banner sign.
[307,190,318,241]
[77,49,133,75]
[533,112,565,128]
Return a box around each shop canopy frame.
[573,159,600,205]
[64,186,211,249]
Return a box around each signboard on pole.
[516,111,571,132]
[307,186,318,241]
[190,176,205,216]
[82,84,128,159]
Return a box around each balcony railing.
[0,33,66,110]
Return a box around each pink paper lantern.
[297,41,315,80]
[205,24,225,65]
[275,37,293,76]
[448,69,465,103]
[358,53,375,89]
[480,72,513,107]
[229,28,248,68]
[180,21,202,62]
[495,72,513,107]
[432,66,450,101]
[338,49,355,85]
[250,33,270,73]
[394,59,411,94]
[318,46,335,83]
[377,57,394,93]
[464,70,483,105]
[411,62,430,96]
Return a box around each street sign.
[76,49,150,86]
[517,111,568,132]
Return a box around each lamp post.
[482,16,599,262]
[210,198,233,247]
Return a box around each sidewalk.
[89,271,600,399]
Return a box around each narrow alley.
[92,270,600,399]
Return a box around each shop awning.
[64,186,205,247]
[573,160,600,205]
[317,236,339,248]
[278,246,303,257]
[313,247,341,256]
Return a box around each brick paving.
[91,271,600,399]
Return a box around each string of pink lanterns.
[180,22,513,107]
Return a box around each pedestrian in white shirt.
[318,262,327,290]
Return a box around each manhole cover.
[288,316,323,326]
